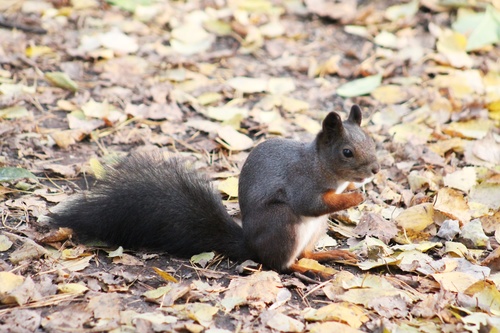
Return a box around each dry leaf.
[217,126,253,151]
[433,187,471,223]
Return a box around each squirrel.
[50,104,379,275]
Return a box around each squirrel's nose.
[372,164,380,175]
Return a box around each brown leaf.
[353,212,398,244]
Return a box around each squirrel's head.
[316,104,380,183]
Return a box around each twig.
[0,15,47,35]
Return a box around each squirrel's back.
[51,155,247,260]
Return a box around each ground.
[0,0,500,332]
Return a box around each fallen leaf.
[217,177,239,197]
[389,123,432,145]
[265,311,304,332]
[336,74,383,98]
[190,252,215,269]
[395,203,434,233]
[0,106,31,119]
[444,241,469,258]
[296,258,337,275]
[464,280,500,315]
[353,213,398,244]
[460,219,489,248]
[45,72,79,92]
[437,220,461,241]
[432,271,480,293]
[469,182,500,211]
[443,167,477,193]
[267,77,295,95]
[385,0,418,21]
[217,126,253,151]
[304,302,369,328]
[433,187,471,223]
[227,77,268,93]
[0,234,13,251]
[0,167,37,182]
[57,283,89,295]
[465,6,500,51]
[308,321,364,333]
[223,271,282,310]
[436,30,472,68]
[0,272,25,303]
[445,119,494,139]
[98,28,139,54]
[371,85,407,104]
[143,286,172,301]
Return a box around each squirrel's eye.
[343,149,354,158]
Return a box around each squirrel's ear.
[322,111,343,135]
[348,105,362,125]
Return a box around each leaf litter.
[0,0,500,332]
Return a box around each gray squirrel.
[51,105,379,275]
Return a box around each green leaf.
[336,74,383,98]
[106,0,152,12]
[0,167,37,182]
[0,106,29,119]
[465,6,500,51]
[191,252,215,268]
[45,72,79,92]
[385,0,419,21]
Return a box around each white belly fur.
[286,215,329,268]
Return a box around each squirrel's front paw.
[349,192,365,206]
[323,190,365,212]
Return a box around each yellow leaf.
[395,203,434,233]
[60,255,93,272]
[61,248,88,260]
[371,85,408,104]
[296,258,337,275]
[152,267,179,283]
[432,271,479,293]
[444,241,469,257]
[294,114,321,134]
[187,303,219,327]
[428,137,465,156]
[304,302,369,328]
[0,234,13,251]
[197,92,223,106]
[143,285,172,300]
[0,106,31,119]
[0,272,24,294]
[436,30,472,68]
[281,97,309,113]
[57,283,88,294]
[434,187,471,223]
[218,177,239,197]
[444,119,494,139]
[388,123,432,145]
[89,158,106,180]
[25,45,53,58]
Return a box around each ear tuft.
[348,105,362,125]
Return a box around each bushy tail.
[51,155,247,260]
